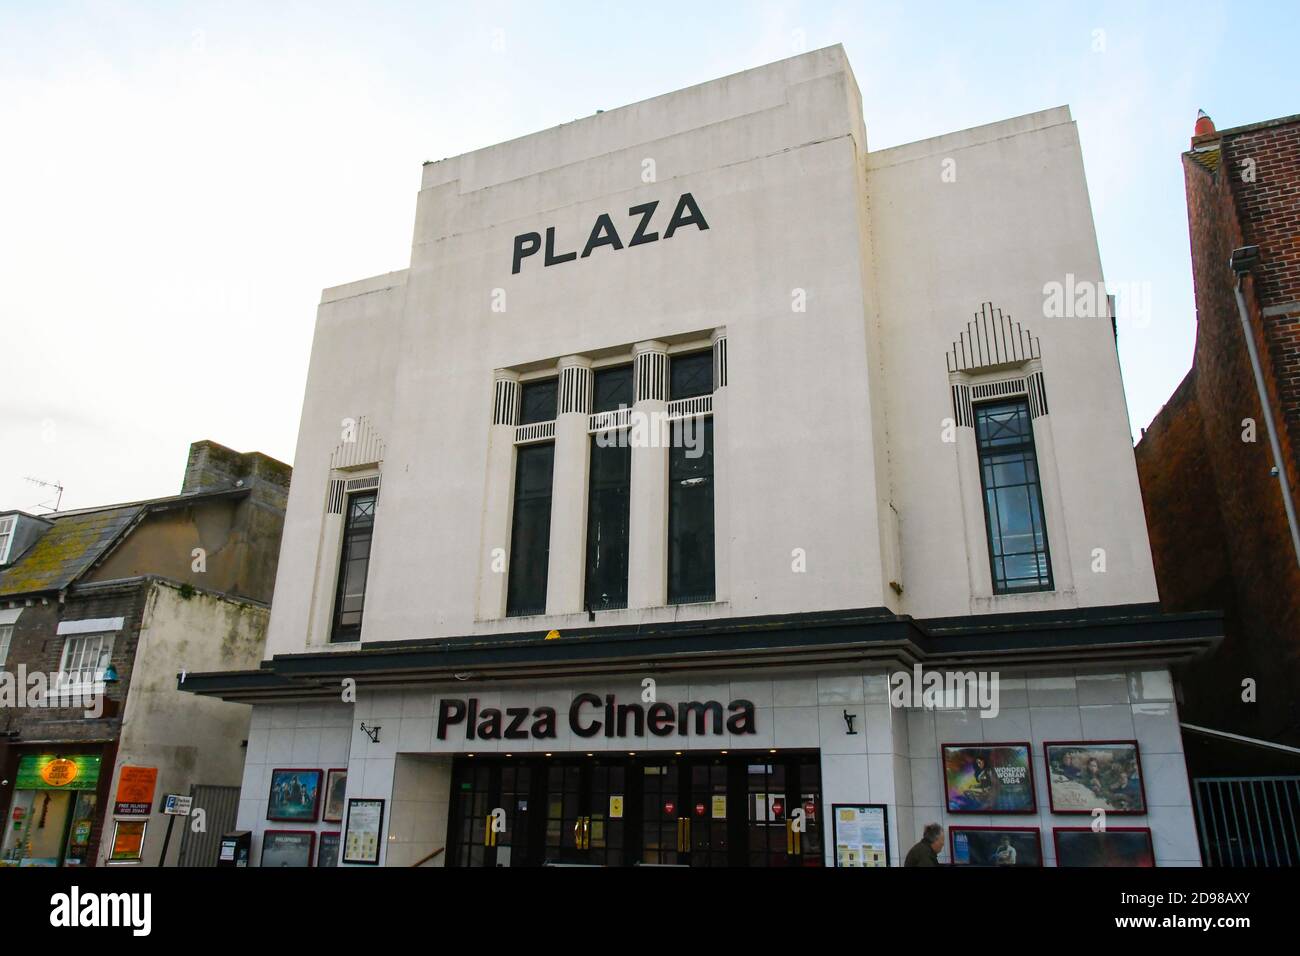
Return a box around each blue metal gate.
[1194,776,1300,866]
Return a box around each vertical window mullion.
[74,637,89,684]
[82,636,97,683]
[71,638,85,685]
[61,637,78,686]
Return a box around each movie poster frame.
[940,741,1037,814]
[260,829,316,868]
[949,825,1044,867]
[317,831,342,867]
[1042,740,1148,815]
[266,767,323,822]
[323,768,348,823]
[1052,826,1155,867]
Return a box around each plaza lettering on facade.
[436,694,755,740]
[511,192,709,273]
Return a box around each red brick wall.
[1222,119,1300,488]
[1134,372,1231,610]
[1136,123,1300,750]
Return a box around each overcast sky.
[2,1,1295,512]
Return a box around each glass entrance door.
[446,759,536,867]
[746,753,824,866]
[541,758,626,866]
[682,755,732,867]
[638,759,681,865]
[447,750,823,867]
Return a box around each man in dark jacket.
[904,823,944,867]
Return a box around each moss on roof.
[0,505,143,596]
[1186,145,1222,174]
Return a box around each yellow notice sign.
[712,795,727,819]
[609,795,624,819]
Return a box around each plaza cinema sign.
[437,693,755,741]
[511,192,709,274]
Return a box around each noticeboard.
[831,803,890,867]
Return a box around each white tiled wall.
[239,701,353,866]
[905,666,1201,866]
[236,664,1201,867]
[386,755,453,867]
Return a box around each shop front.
[1,752,104,867]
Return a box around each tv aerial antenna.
[23,476,64,512]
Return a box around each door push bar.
[676,816,692,853]
[572,816,592,850]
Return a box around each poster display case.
[831,804,889,867]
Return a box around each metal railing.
[411,847,445,868]
[1193,776,1300,866]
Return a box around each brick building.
[1135,113,1300,789]
[0,441,289,866]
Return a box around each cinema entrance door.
[445,750,824,867]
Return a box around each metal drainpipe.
[1233,270,1300,569]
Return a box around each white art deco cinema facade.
[186,47,1221,868]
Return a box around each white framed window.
[0,624,12,667]
[0,515,14,564]
[56,632,115,692]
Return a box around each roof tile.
[0,505,143,596]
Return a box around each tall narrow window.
[507,443,555,616]
[586,366,633,611]
[974,399,1053,593]
[332,490,377,642]
[667,352,715,604]
[0,515,14,564]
